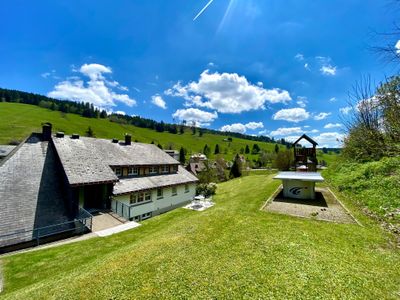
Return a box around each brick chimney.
[42,123,52,141]
[125,134,131,145]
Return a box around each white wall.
[112,183,196,220]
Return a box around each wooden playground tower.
[292,134,318,172]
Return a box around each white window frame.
[129,193,137,204]
[144,191,151,201]
[115,167,122,176]
[161,165,169,174]
[128,167,138,176]
[130,191,151,204]
[141,212,152,220]
[157,188,163,199]
[149,166,158,175]
[172,186,177,196]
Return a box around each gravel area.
[264,187,357,224]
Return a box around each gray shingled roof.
[113,166,198,195]
[52,136,180,186]
[0,136,71,247]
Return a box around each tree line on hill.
[0,87,292,147]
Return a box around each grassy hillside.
[324,157,400,230]
[1,175,399,299]
[0,102,279,161]
[0,102,338,164]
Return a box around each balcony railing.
[0,207,93,251]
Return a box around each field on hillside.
[0,102,338,164]
[1,175,399,299]
[0,102,279,161]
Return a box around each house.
[164,149,179,161]
[52,132,198,222]
[0,124,198,251]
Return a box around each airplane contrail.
[193,0,214,21]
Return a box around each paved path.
[95,221,141,237]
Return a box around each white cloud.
[272,108,310,122]
[314,112,331,120]
[114,110,126,115]
[220,123,247,134]
[165,70,291,114]
[48,63,136,109]
[320,65,337,76]
[41,72,51,78]
[312,132,344,148]
[329,97,337,102]
[304,63,310,70]
[245,122,264,130]
[324,123,342,129]
[220,121,264,134]
[258,129,268,136]
[270,127,302,136]
[295,53,304,61]
[296,96,308,108]
[340,106,352,115]
[316,56,337,76]
[151,95,167,109]
[172,108,218,126]
[395,40,400,55]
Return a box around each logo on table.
[289,187,307,195]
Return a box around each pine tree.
[274,144,279,154]
[179,147,186,164]
[245,145,250,154]
[203,144,211,157]
[252,143,260,154]
[85,126,95,137]
[214,144,220,154]
[230,154,242,178]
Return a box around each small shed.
[292,134,318,172]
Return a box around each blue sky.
[1,0,399,147]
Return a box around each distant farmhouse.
[0,124,198,251]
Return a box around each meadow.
[1,174,399,299]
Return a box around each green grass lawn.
[1,175,399,299]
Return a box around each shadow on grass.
[273,190,328,207]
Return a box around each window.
[161,165,169,174]
[157,188,163,199]
[172,186,177,196]
[149,166,158,174]
[141,212,152,220]
[130,193,137,204]
[185,184,189,193]
[144,191,151,201]
[172,165,178,173]
[130,191,151,204]
[115,167,122,176]
[128,167,138,176]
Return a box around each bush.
[273,150,293,170]
[196,183,217,198]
